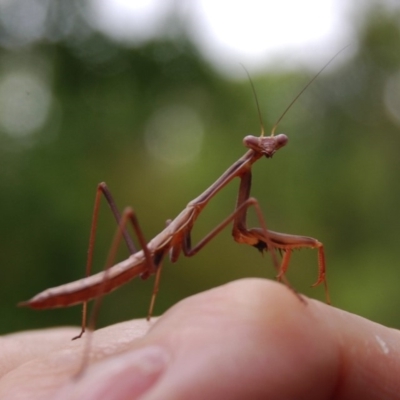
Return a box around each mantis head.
[243,133,288,158]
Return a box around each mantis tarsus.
[19,52,346,344]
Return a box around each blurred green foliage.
[1,4,400,334]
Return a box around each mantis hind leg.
[74,206,156,377]
[73,197,155,341]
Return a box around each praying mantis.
[18,52,345,341]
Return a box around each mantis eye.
[274,134,289,149]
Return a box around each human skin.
[1,278,400,399]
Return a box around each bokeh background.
[1,0,400,334]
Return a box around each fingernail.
[57,346,169,400]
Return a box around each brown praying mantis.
[19,52,346,341]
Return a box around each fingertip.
[142,278,340,399]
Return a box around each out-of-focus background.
[1,0,400,334]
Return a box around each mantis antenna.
[242,45,350,137]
